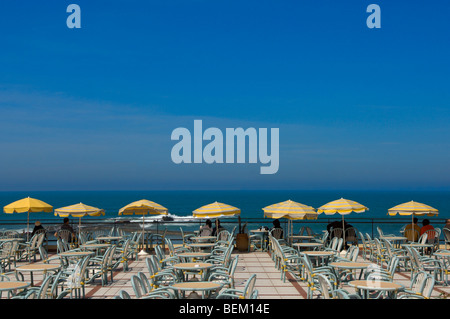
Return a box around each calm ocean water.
[1,190,449,236]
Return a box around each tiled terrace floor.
[4,248,450,300]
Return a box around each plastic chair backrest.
[316,273,332,299]
[119,290,131,299]
[345,227,358,242]
[424,229,438,244]
[331,228,343,239]
[410,271,427,293]
[243,274,257,299]
[418,233,428,245]
[405,228,419,242]
[131,275,145,298]
[422,274,435,298]
[270,228,283,240]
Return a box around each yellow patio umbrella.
[388,200,438,241]
[263,199,318,238]
[317,198,369,246]
[118,199,168,256]
[193,201,241,233]
[4,197,53,241]
[55,202,105,236]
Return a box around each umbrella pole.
[342,215,346,251]
[27,211,30,242]
[138,214,149,257]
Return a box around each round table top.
[0,281,31,291]
[58,251,94,257]
[382,236,407,241]
[190,236,216,241]
[250,229,268,233]
[434,252,450,257]
[302,251,335,257]
[187,243,216,248]
[329,262,370,269]
[172,263,215,270]
[96,236,123,241]
[290,235,314,239]
[171,281,222,290]
[292,243,323,247]
[177,252,212,258]
[402,243,433,247]
[80,244,111,249]
[349,280,404,291]
[16,264,61,272]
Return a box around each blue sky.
[0,0,449,191]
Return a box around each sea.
[1,190,449,237]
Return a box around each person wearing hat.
[31,221,45,237]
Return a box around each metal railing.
[1,217,448,249]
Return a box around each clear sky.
[0,0,449,191]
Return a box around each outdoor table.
[433,251,450,266]
[172,262,215,281]
[292,242,323,251]
[170,281,223,299]
[177,252,212,262]
[15,263,60,286]
[329,262,371,286]
[80,243,111,256]
[250,229,269,251]
[402,243,435,255]
[382,236,408,248]
[289,235,314,245]
[0,281,30,298]
[301,251,336,266]
[96,236,123,243]
[187,243,216,252]
[190,236,217,243]
[348,280,404,299]
[58,251,94,259]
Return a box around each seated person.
[271,219,284,239]
[404,217,420,241]
[54,217,76,242]
[199,219,213,236]
[420,219,435,236]
[31,221,46,237]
